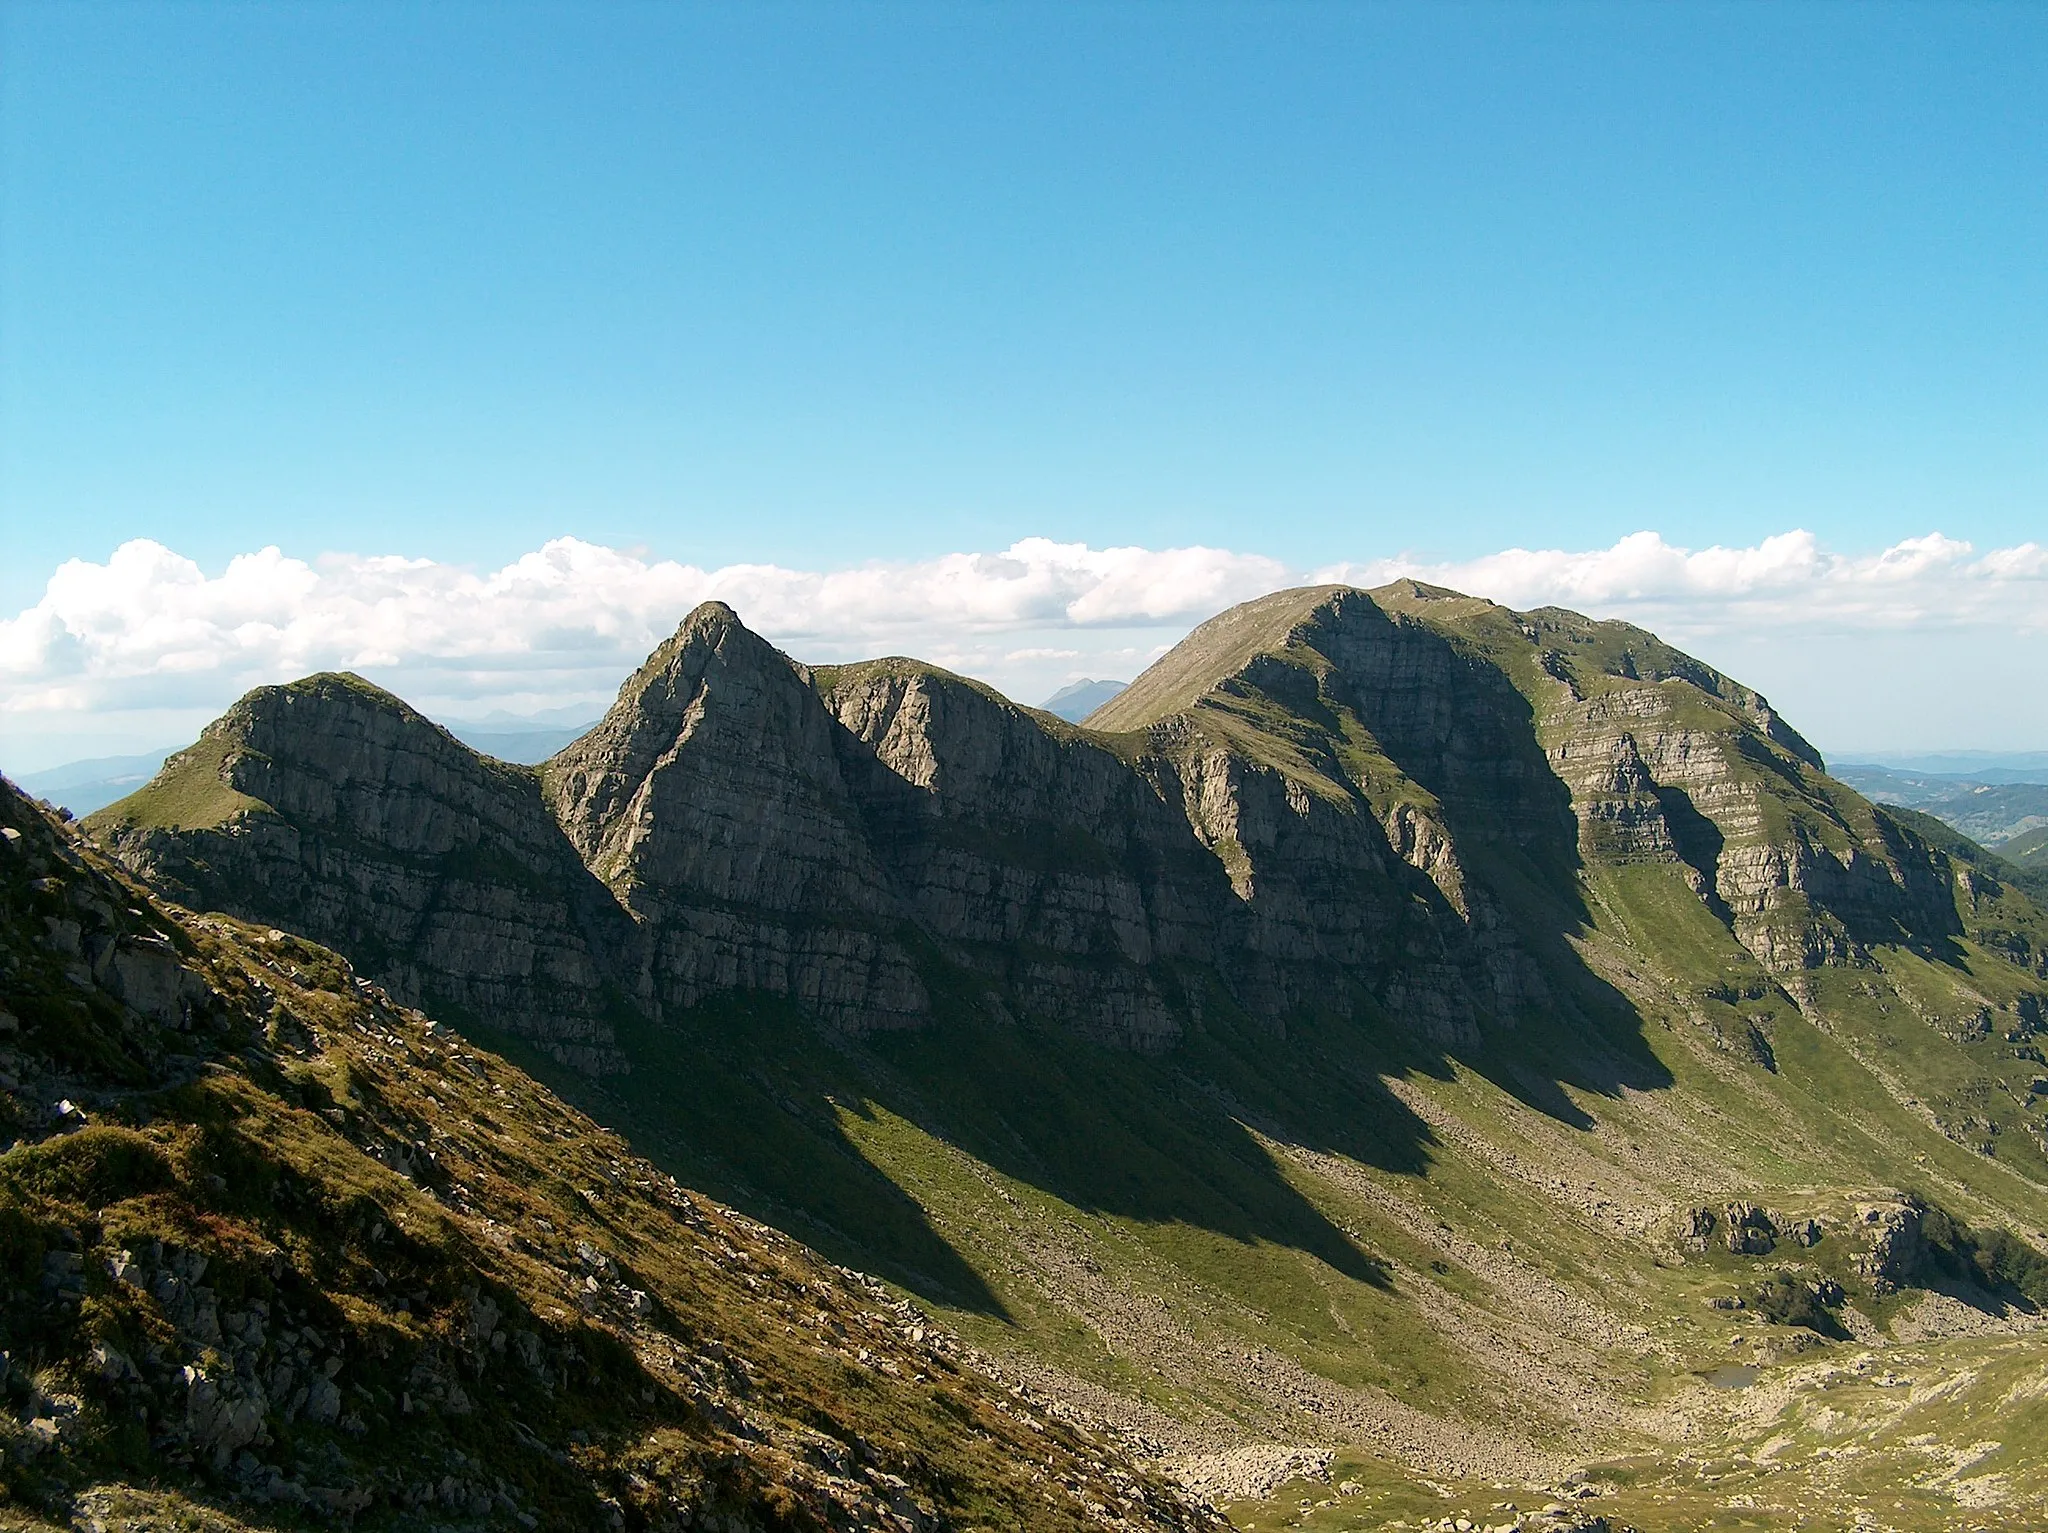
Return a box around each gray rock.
[92,587,1984,1064]
[99,675,634,1069]
[182,1364,268,1467]
[1722,1203,1778,1255]
[1853,1198,1927,1293]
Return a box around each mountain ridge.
[71,582,2048,1530]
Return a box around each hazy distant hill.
[443,720,600,763]
[78,584,2048,1529]
[1842,749,2048,781]
[1039,677,1127,721]
[1834,760,2048,847]
[14,749,172,816]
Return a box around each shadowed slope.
[0,777,1224,1533]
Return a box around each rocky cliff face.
[816,660,1216,1048]
[1107,587,1566,1044]
[1379,589,1968,973]
[545,605,931,1036]
[91,585,1977,1064]
[88,674,632,1071]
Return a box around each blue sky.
[1,2,2044,766]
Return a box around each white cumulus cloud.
[0,536,1285,767]
[1,528,2042,771]
[1317,530,2047,634]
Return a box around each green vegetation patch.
[1917,1200,2048,1305]
[82,731,267,835]
[1747,1268,1848,1338]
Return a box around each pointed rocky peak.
[543,601,826,861]
[553,602,786,764]
[542,603,904,935]
[643,598,756,679]
[627,599,761,685]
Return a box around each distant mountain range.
[51,580,2048,1529]
[441,718,602,764]
[13,749,174,816]
[1832,761,2048,853]
[1839,749,2048,781]
[1040,677,1128,722]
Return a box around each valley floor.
[500,981,2048,1533]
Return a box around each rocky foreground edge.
[0,778,1228,1531]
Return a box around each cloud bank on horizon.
[2,529,2043,771]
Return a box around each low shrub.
[1748,1269,1849,1339]
[1919,1201,2048,1305]
[2,1125,175,1208]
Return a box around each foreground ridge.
[0,778,1223,1531]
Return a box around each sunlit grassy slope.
[464,838,2048,1529]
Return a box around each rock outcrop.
[89,585,1983,1064]
[1452,593,1965,972]
[817,659,1220,1048]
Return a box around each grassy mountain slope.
[497,892,2048,1530]
[1998,823,2048,875]
[76,586,2048,1532]
[0,779,1219,1533]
